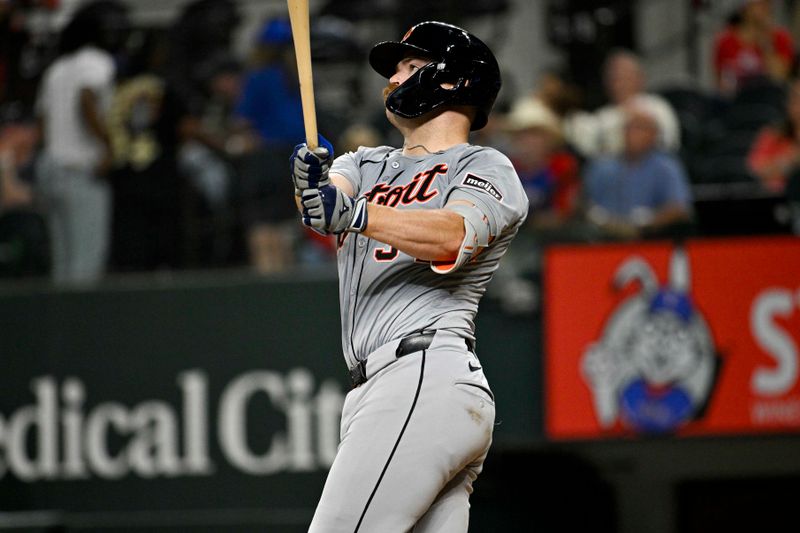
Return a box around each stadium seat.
[722,102,783,132]
[691,153,754,184]
[733,78,786,112]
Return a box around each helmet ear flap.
[433,45,472,85]
[428,60,467,92]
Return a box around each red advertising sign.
[544,237,800,439]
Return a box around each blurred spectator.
[165,0,240,119]
[162,0,243,268]
[238,141,299,274]
[107,30,189,272]
[532,67,598,159]
[234,17,305,147]
[544,0,636,111]
[714,0,795,97]
[199,55,252,156]
[584,103,693,240]
[35,0,128,283]
[235,17,307,274]
[593,50,680,157]
[0,107,48,277]
[0,1,58,109]
[179,52,251,266]
[181,53,250,204]
[0,115,35,212]
[505,97,581,228]
[747,77,800,193]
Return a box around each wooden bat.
[287,0,318,150]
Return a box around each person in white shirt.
[592,49,681,157]
[35,1,127,283]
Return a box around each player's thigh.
[309,359,429,532]
[412,465,482,533]
[360,351,494,529]
[364,350,495,533]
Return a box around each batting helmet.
[369,21,502,131]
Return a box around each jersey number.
[374,245,399,262]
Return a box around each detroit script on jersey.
[330,143,529,369]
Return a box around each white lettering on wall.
[218,371,289,475]
[750,289,799,396]
[0,368,344,482]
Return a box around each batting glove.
[300,185,368,235]
[291,135,334,196]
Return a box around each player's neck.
[396,110,471,156]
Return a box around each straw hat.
[505,97,562,138]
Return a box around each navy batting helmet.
[369,21,502,131]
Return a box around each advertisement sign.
[0,278,346,529]
[544,237,800,439]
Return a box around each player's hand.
[300,185,368,235]
[290,135,334,196]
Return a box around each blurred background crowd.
[1,0,799,293]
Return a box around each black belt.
[395,331,437,358]
[349,331,474,388]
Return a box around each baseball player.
[290,21,528,532]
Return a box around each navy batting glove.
[291,134,335,196]
[301,185,368,235]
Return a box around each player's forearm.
[363,203,465,261]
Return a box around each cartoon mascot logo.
[581,247,720,434]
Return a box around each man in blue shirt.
[235,18,305,147]
[584,101,693,239]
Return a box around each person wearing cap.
[505,97,580,227]
[234,17,308,273]
[234,17,305,147]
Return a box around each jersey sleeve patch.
[461,173,503,202]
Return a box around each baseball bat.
[287,0,318,150]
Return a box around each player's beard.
[382,83,398,102]
[383,84,402,128]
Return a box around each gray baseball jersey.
[330,142,529,369]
